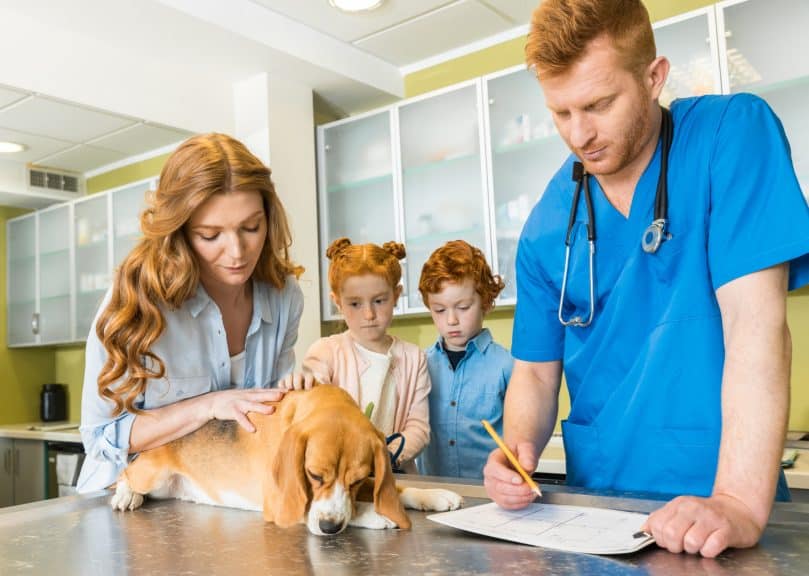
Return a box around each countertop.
[0,421,82,443]
[1,477,807,575]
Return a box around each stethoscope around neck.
[558,106,674,328]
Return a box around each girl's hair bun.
[381,241,406,261]
[326,237,352,260]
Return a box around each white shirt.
[230,350,246,387]
[78,277,304,493]
[354,341,397,437]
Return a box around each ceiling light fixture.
[0,141,27,154]
[329,0,385,13]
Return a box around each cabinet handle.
[2,449,8,474]
[31,312,40,335]
[14,448,19,477]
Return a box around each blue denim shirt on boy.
[418,328,513,478]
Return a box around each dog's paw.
[399,487,464,512]
[349,501,399,530]
[111,481,145,511]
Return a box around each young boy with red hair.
[417,240,513,479]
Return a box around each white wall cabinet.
[6,178,153,347]
[398,81,491,309]
[317,109,398,319]
[718,0,809,200]
[0,438,46,507]
[316,6,723,316]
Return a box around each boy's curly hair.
[418,240,504,311]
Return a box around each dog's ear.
[265,424,309,526]
[275,389,301,428]
[372,434,411,530]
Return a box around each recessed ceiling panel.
[355,1,512,66]
[0,85,28,110]
[0,96,137,143]
[35,144,128,173]
[0,127,74,164]
[479,0,537,23]
[89,123,192,156]
[250,0,452,43]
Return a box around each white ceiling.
[251,0,535,67]
[0,0,535,188]
[0,85,192,174]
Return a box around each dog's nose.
[319,519,345,535]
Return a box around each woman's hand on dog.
[278,371,317,391]
[207,388,286,432]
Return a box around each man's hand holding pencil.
[481,419,543,510]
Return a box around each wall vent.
[28,167,83,195]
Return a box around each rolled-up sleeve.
[76,297,138,492]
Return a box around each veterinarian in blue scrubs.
[483,0,809,559]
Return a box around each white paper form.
[428,502,656,555]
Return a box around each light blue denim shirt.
[77,277,303,492]
[417,328,513,479]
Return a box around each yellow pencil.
[481,419,542,498]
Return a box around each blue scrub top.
[512,94,809,497]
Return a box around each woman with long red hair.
[78,133,304,492]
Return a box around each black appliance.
[40,384,67,422]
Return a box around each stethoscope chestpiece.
[641,219,668,254]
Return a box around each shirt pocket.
[467,391,505,422]
[145,375,213,409]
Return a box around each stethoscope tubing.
[558,107,673,328]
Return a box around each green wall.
[0,207,56,424]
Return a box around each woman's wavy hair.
[97,133,302,416]
[525,0,656,80]
[418,240,504,312]
[326,237,406,297]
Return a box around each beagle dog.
[111,385,463,535]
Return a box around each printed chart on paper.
[428,502,655,555]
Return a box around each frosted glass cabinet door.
[37,205,72,343]
[112,180,150,267]
[318,111,396,318]
[7,215,37,346]
[654,8,721,106]
[486,68,570,302]
[74,194,110,339]
[720,0,809,200]
[399,83,489,309]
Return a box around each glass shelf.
[742,73,809,96]
[406,226,483,246]
[39,293,71,302]
[8,254,35,265]
[403,153,478,177]
[76,238,108,250]
[493,133,562,156]
[115,231,142,241]
[326,173,392,194]
[39,247,70,258]
[78,288,108,297]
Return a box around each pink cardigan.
[302,331,431,464]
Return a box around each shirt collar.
[187,283,212,318]
[432,327,493,354]
[186,280,273,325]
